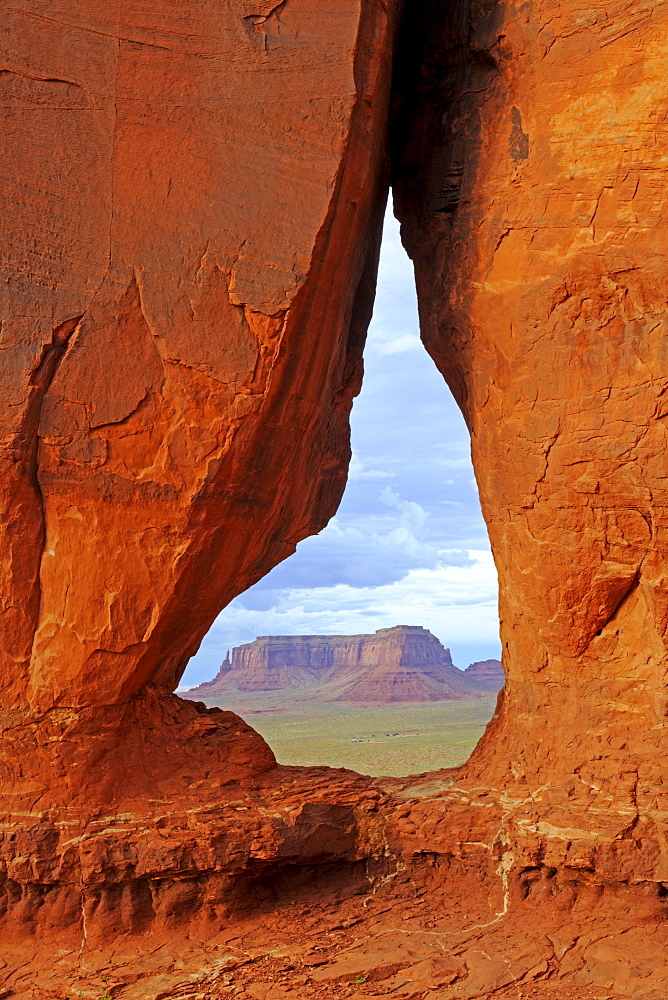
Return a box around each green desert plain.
[196,693,499,776]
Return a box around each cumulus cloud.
[248,485,471,592]
[348,452,394,481]
[183,551,499,683]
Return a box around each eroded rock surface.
[1,0,398,711]
[4,0,668,996]
[187,625,476,701]
[392,0,668,878]
[6,761,668,999]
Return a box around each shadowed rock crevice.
[0,316,82,706]
[391,0,668,902]
[390,0,506,415]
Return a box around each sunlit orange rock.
[0,0,403,984]
[393,0,668,879]
[5,0,668,995]
[1,0,398,711]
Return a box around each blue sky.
[181,209,501,686]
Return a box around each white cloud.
[370,332,422,356]
[245,481,468,592]
[379,486,428,537]
[183,551,500,683]
[348,453,394,481]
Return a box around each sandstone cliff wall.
[5,1,668,994]
[393,0,668,877]
[1,0,400,711]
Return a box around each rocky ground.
[4,747,666,1000]
[13,854,657,1000]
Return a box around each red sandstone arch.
[2,0,668,995]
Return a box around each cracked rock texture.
[4,0,668,996]
[0,0,398,710]
[393,0,668,881]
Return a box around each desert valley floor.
[190,694,499,777]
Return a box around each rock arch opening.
[4,0,668,992]
[182,208,503,775]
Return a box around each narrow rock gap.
[17,315,82,496]
[182,208,501,778]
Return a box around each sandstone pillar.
[393,0,668,876]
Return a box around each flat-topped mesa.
[0,0,400,712]
[188,625,477,701]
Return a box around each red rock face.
[5,0,668,995]
[1,0,399,711]
[393,0,668,877]
[187,625,476,701]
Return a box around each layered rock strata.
[6,757,668,999]
[463,658,505,692]
[187,625,478,701]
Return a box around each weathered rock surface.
[1,0,399,711]
[4,0,668,996]
[5,761,668,998]
[463,658,505,692]
[392,0,668,878]
[187,625,478,702]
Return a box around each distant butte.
[186,625,488,702]
[463,658,505,693]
